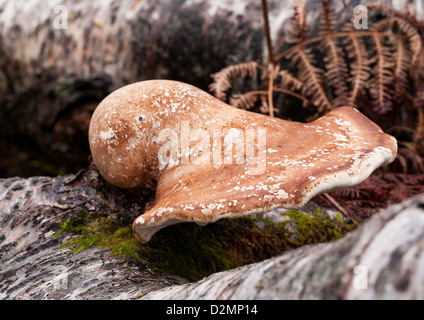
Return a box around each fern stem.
[273,87,310,104]
[262,0,276,117]
[267,67,274,117]
[373,34,385,109]
[262,0,275,65]
[242,90,267,96]
[235,88,309,105]
[347,36,366,107]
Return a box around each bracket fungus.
[89,80,397,242]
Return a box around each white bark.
[2,166,424,299]
[142,193,424,300]
[0,169,187,299]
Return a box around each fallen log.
[0,165,187,299]
[142,192,424,300]
[1,163,424,299]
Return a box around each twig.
[322,193,359,225]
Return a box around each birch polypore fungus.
[89,80,397,242]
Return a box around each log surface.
[1,166,424,299]
[142,193,424,300]
[0,168,186,299]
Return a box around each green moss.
[57,215,91,235]
[280,209,357,247]
[58,216,143,259]
[57,208,356,281]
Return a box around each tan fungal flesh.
[89,80,397,242]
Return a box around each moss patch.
[57,208,356,281]
[280,209,357,247]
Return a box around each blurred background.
[0,0,422,179]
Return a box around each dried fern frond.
[368,2,422,29]
[416,51,424,82]
[419,90,424,103]
[393,37,412,104]
[392,17,423,72]
[353,11,417,107]
[369,4,423,70]
[340,11,372,107]
[318,0,338,36]
[369,34,396,113]
[318,37,349,106]
[276,69,304,91]
[287,0,308,43]
[369,17,393,32]
[343,34,372,107]
[209,0,424,128]
[229,91,265,110]
[287,47,332,112]
[209,61,264,100]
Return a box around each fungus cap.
[89,80,397,242]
